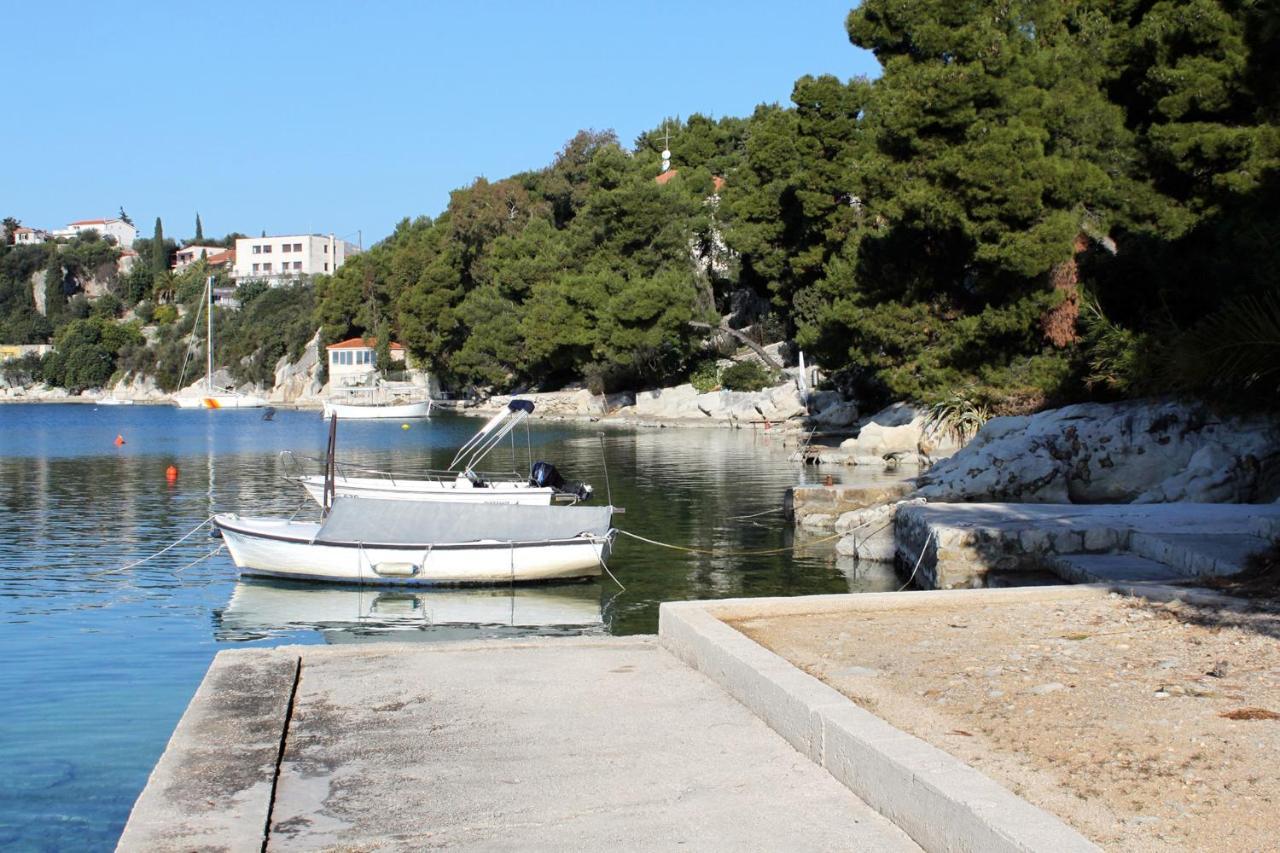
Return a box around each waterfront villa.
[326,337,406,387]
[232,234,356,285]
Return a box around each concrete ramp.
[120,638,919,851]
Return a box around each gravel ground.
[731,592,1280,852]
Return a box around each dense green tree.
[150,218,167,273]
[194,212,204,243]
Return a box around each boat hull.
[174,393,269,409]
[322,400,432,419]
[215,515,611,585]
[296,475,556,507]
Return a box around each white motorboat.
[214,496,614,585]
[97,396,134,406]
[216,579,604,638]
[171,275,267,409]
[289,400,592,507]
[322,398,432,420]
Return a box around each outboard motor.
[530,461,566,490]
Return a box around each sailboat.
[172,275,268,409]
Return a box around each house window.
[330,352,338,365]
[263,263,272,272]
[293,261,302,270]
[252,263,260,273]
[323,244,329,253]
[252,245,261,254]
[293,243,302,252]
[262,245,272,253]
[281,244,290,253]
[323,262,329,271]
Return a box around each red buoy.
[114,435,125,446]
[165,465,179,482]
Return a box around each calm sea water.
[0,403,903,850]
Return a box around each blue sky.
[3,1,878,246]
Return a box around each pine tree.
[151,218,166,273]
[194,213,204,243]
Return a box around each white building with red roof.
[173,245,234,271]
[326,337,406,386]
[51,217,137,248]
[11,226,50,245]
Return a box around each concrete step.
[1128,532,1272,577]
[1050,553,1189,585]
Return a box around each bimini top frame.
[448,400,536,475]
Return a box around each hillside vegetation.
[5,1,1278,410]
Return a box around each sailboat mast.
[205,275,214,393]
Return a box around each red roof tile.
[327,337,405,351]
[655,169,679,185]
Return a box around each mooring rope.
[897,530,934,592]
[89,516,217,577]
[615,528,843,557]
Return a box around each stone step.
[1128,532,1272,577]
[1050,553,1190,585]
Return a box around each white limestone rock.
[916,399,1280,504]
[838,402,963,466]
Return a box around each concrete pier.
[120,637,918,851]
[895,501,1280,589]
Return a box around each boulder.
[916,399,1280,504]
[838,403,963,466]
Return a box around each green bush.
[689,359,721,392]
[153,304,177,325]
[720,360,775,392]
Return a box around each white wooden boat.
[214,497,614,585]
[288,400,592,507]
[295,474,562,506]
[216,579,604,637]
[321,398,432,419]
[97,397,134,406]
[171,275,267,409]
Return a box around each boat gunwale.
[214,515,614,551]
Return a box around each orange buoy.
[165,465,179,482]
[114,434,126,446]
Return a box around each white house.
[52,218,137,248]
[11,226,49,245]
[232,234,356,284]
[173,245,228,271]
[326,337,406,387]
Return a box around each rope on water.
[615,527,843,557]
[88,516,217,577]
[174,543,225,574]
[596,542,626,591]
[725,506,784,521]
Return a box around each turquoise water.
[0,403,901,850]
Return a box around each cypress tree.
[44,247,64,318]
[151,217,165,273]
[194,213,203,243]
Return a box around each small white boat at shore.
[214,497,614,585]
[289,400,592,507]
[98,396,134,406]
[321,398,432,420]
[174,392,270,409]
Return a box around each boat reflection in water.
[215,578,607,643]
